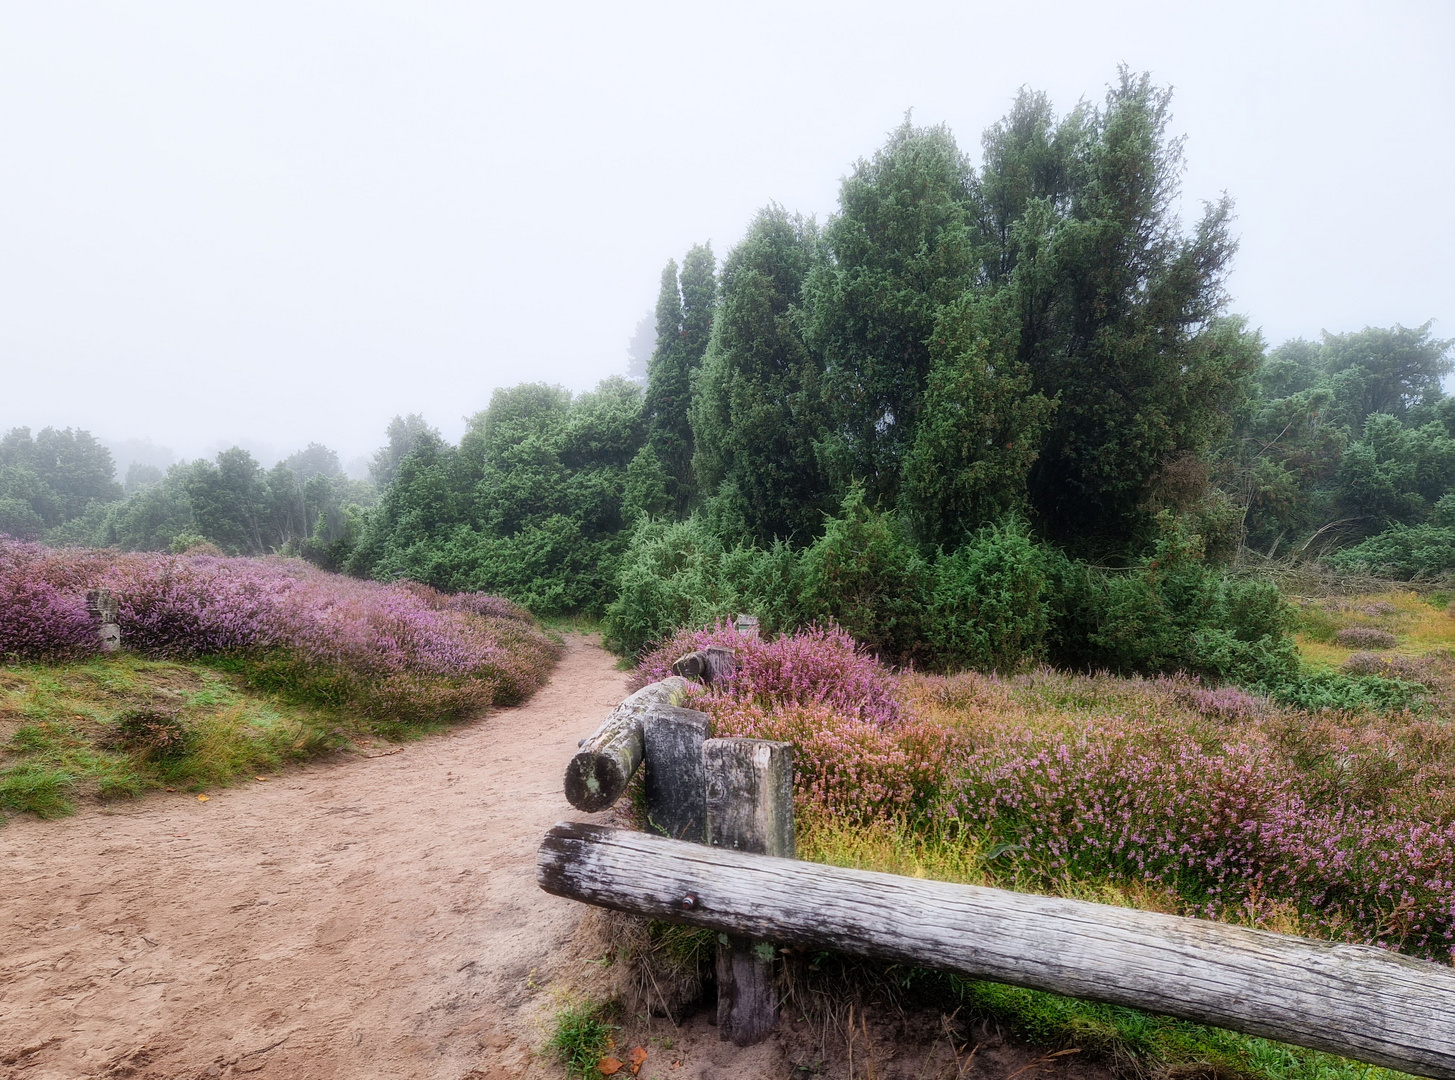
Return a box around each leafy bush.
[796,485,929,665]
[927,517,1048,672]
[1328,523,1455,580]
[1265,670,1426,712]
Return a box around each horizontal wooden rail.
[538,822,1455,1079]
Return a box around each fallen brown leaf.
[628,1046,648,1074]
[196,795,210,802]
[598,1055,623,1075]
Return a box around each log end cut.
[563,751,631,813]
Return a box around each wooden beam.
[563,678,690,812]
[538,822,1455,1079]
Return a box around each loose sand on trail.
[1,633,629,1080]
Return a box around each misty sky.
[1,1,1451,470]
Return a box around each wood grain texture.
[562,678,690,812]
[703,738,794,1045]
[538,822,1455,1079]
[704,739,795,858]
[643,705,709,843]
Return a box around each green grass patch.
[547,999,617,1078]
[0,654,348,821]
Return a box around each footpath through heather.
[0,632,629,1080]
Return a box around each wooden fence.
[542,647,1455,1076]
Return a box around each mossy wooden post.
[643,705,709,843]
[564,677,690,812]
[86,588,121,653]
[703,737,794,1046]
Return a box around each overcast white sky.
[1,0,1451,469]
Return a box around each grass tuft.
[547,999,617,1079]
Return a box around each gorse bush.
[0,539,558,725]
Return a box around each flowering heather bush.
[0,543,98,660]
[1335,626,1397,649]
[655,626,1455,960]
[634,622,903,728]
[0,539,558,724]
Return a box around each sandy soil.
[1,632,629,1080]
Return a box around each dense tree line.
[9,71,1452,679]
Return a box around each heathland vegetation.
[5,69,1455,1078]
[0,539,557,818]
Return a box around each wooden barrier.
[539,822,1455,1080]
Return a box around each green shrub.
[1327,523,1455,580]
[796,485,929,665]
[0,763,76,818]
[927,517,1049,671]
[1265,670,1426,712]
[603,516,739,657]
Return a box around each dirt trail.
[0,632,629,1080]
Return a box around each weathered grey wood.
[563,677,690,812]
[671,647,737,685]
[538,823,1455,1079]
[643,704,709,843]
[704,739,794,858]
[703,738,794,1046]
[733,614,759,639]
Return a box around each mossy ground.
[0,654,347,820]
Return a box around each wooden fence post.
[86,588,120,653]
[642,705,709,843]
[703,737,794,1046]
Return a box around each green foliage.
[927,517,1049,671]
[900,294,1054,547]
[1335,414,1455,531]
[1266,671,1426,712]
[1328,522,1455,580]
[643,247,717,516]
[805,118,981,507]
[0,426,121,536]
[603,516,741,658]
[796,485,929,664]
[350,379,647,615]
[369,413,439,489]
[1044,518,1298,684]
[690,208,829,543]
[547,1000,616,1079]
[1005,75,1260,554]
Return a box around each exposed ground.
[1,633,1114,1080]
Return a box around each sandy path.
[0,632,627,1080]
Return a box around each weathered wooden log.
[671,647,737,685]
[563,678,690,812]
[643,705,709,843]
[703,738,793,1046]
[538,823,1455,1079]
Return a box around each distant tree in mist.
[625,312,654,384]
[369,414,440,489]
[0,426,121,536]
[639,245,717,517]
